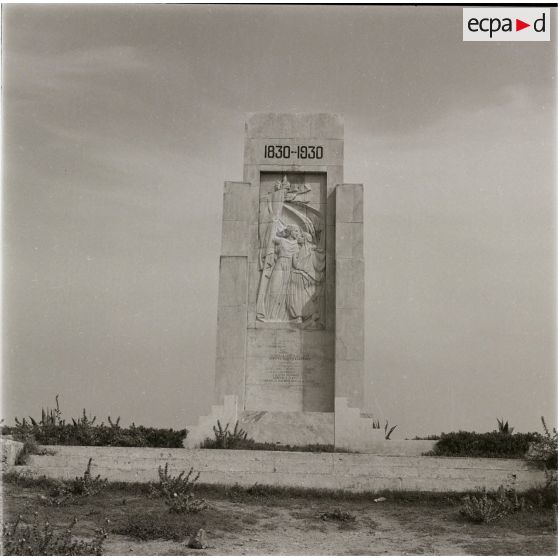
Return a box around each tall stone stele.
[186,113,382,452]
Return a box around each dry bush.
[460,486,524,524]
[151,462,206,514]
[2,514,107,556]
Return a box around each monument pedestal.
[186,114,374,453]
[239,411,334,446]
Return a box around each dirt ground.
[2,480,556,556]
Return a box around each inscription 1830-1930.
[264,145,324,160]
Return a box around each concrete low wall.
[11,445,546,493]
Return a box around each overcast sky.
[2,5,556,437]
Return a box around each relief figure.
[287,232,326,325]
[264,224,301,322]
[256,175,325,327]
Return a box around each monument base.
[184,395,392,451]
[184,396,335,448]
[238,411,334,446]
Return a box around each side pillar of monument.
[184,181,251,448]
[334,184,383,451]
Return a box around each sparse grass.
[2,470,60,489]
[114,510,198,541]
[2,514,107,556]
[6,470,552,511]
[0,471,475,505]
[206,482,468,505]
[215,441,336,452]
[1,470,152,498]
[113,503,255,543]
[319,508,357,522]
[2,474,556,555]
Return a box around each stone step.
[238,411,334,446]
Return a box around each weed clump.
[2,514,107,556]
[319,508,357,522]
[370,418,397,439]
[114,511,196,541]
[70,458,107,497]
[460,486,524,524]
[201,420,250,449]
[526,417,558,469]
[150,462,206,514]
[46,458,107,506]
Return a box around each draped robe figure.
[287,232,326,324]
[264,226,300,321]
[256,175,325,324]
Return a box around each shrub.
[124,424,186,448]
[5,396,187,448]
[460,486,523,524]
[526,416,558,469]
[201,420,250,449]
[46,458,107,506]
[524,419,558,510]
[151,462,206,514]
[2,515,107,556]
[522,481,558,509]
[68,458,107,497]
[428,430,540,458]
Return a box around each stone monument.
[186,113,382,452]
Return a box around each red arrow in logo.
[516,19,530,31]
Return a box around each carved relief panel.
[256,173,326,329]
